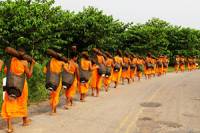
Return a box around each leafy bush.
[28,63,48,103]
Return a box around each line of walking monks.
[0,48,198,133]
[174,55,198,72]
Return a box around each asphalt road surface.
[1,70,200,133]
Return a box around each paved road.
[1,71,200,133]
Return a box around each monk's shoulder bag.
[6,59,25,99]
[46,61,61,91]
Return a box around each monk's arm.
[4,66,7,74]
[121,58,124,66]
[102,57,106,65]
[111,60,114,67]
[0,60,4,72]
[25,60,35,78]
[89,61,93,71]
[75,65,80,81]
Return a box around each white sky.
[54,0,200,29]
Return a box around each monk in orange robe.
[43,57,64,115]
[122,52,131,84]
[174,55,180,73]
[103,52,113,92]
[2,49,35,133]
[187,56,193,72]
[162,55,169,75]
[95,49,105,96]
[90,48,105,97]
[136,57,144,81]
[63,52,79,109]
[79,52,92,102]
[112,50,123,88]
[145,53,153,79]
[179,56,185,72]
[156,56,164,76]
[130,55,137,82]
[151,57,156,77]
[90,59,100,97]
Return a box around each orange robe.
[187,62,191,71]
[192,59,197,70]
[79,58,92,94]
[1,57,29,119]
[43,58,64,108]
[152,59,156,75]
[94,55,105,89]
[90,64,100,89]
[187,58,193,71]
[136,59,144,78]
[112,56,123,83]
[180,58,185,72]
[162,58,169,73]
[104,58,113,87]
[64,60,78,98]
[0,59,3,71]
[122,57,130,79]
[174,58,180,72]
[130,58,137,79]
[144,57,152,75]
[156,58,163,75]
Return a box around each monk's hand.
[31,59,36,65]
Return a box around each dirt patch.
[136,117,161,133]
[140,102,162,108]
[138,117,153,121]
[191,97,200,101]
[157,121,182,128]
[182,113,199,118]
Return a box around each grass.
[167,65,193,73]
[168,66,175,73]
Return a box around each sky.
[54,0,199,29]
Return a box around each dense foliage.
[0,0,199,105]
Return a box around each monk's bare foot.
[22,119,32,126]
[49,112,56,116]
[7,128,14,133]
[67,102,73,107]
[91,93,94,96]
[64,105,69,110]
